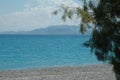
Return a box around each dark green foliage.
[80,23,86,34]
[55,0,120,79]
[82,0,120,80]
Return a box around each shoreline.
[0,63,104,71]
[0,64,116,80]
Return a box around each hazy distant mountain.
[29,25,80,35]
[0,25,82,35]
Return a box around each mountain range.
[0,25,82,35]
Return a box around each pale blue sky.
[0,0,25,15]
[0,0,81,32]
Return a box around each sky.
[0,0,82,32]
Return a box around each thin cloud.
[0,0,80,32]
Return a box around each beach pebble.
[0,64,116,80]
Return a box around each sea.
[0,35,102,70]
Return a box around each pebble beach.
[0,64,116,80]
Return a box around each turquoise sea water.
[0,35,101,70]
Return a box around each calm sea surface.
[0,35,101,70]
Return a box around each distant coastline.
[0,25,91,35]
